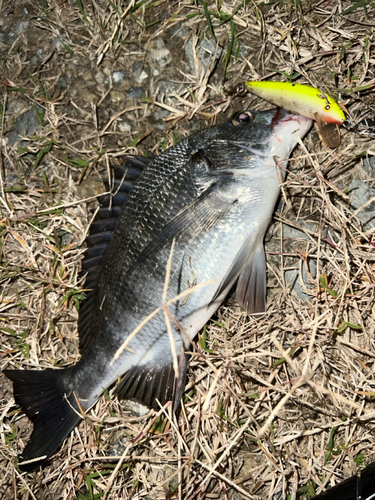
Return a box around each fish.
[246,81,345,148]
[4,107,312,471]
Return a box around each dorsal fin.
[78,156,150,353]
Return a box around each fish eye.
[325,104,331,111]
[232,111,253,126]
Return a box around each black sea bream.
[4,107,312,470]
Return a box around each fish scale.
[4,107,312,471]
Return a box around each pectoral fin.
[133,183,236,265]
[236,243,267,314]
[211,240,267,314]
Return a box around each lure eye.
[324,104,331,111]
[232,111,253,125]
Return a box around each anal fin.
[114,352,188,412]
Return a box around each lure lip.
[245,81,346,126]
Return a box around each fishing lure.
[246,81,346,148]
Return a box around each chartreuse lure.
[246,81,346,148]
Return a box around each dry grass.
[0,0,375,499]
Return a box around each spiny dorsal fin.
[78,156,150,353]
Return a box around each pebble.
[125,87,144,99]
[152,109,169,130]
[118,121,132,133]
[110,90,126,102]
[348,178,375,230]
[285,260,316,303]
[4,31,17,44]
[113,70,125,83]
[157,79,181,97]
[14,21,29,35]
[363,156,375,179]
[7,105,43,148]
[146,37,172,68]
[6,173,19,184]
[185,37,222,74]
[138,70,149,82]
[77,177,105,199]
[51,36,65,51]
[132,60,143,77]
[58,75,68,89]
[7,99,27,115]
[82,71,93,81]
[81,90,98,103]
[95,71,105,84]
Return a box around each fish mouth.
[271,106,313,130]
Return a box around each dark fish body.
[4,108,312,471]
[312,461,375,499]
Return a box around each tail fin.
[4,368,82,472]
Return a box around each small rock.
[7,99,27,115]
[110,90,126,102]
[14,21,29,35]
[4,31,17,44]
[30,48,47,65]
[7,105,43,148]
[66,340,78,354]
[77,177,105,199]
[6,173,19,184]
[118,121,132,134]
[185,37,222,75]
[81,90,98,103]
[132,60,143,77]
[146,37,172,68]
[121,399,150,416]
[58,75,68,89]
[125,87,144,99]
[348,178,375,229]
[152,109,170,130]
[138,70,148,82]
[82,71,93,81]
[36,48,46,60]
[285,260,316,303]
[131,61,149,83]
[106,430,132,457]
[363,156,375,179]
[157,79,181,97]
[113,70,125,83]
[95,71,105,84]
[169,23,189,40]
[51,36,65,51]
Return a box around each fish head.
[215,107,313,164]
[189,107,313,192]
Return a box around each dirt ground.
[0,0,375,499]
